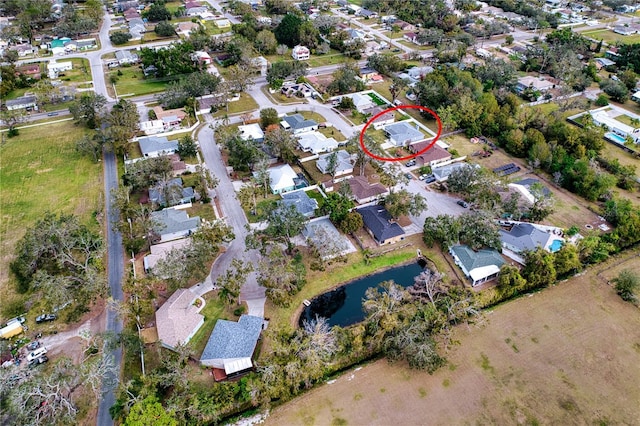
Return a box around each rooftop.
[151,208,200,237]
[280,190,318,217]
[156,288,204,349]
[200,315,263,363]
[357,205,405,242]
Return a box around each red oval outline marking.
[359,105,443,162]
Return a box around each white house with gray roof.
[449,245,505,287]
[297,131,338,154]
[316,150,354,176]
[384,121,425,146]
[151,208,200,243]
[499,223,563,264]
[138,136,179,158]
[280,190,318,217]
[200,315,263,378]
[280,113,318,134]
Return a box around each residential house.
[195,94,219,114]
[153,106,187,130]
[115,0,139,12]
[214,18,231,28]
[358,8,377,18]
[297,131,339,154]
[384,121,425,147]
[176,21,201,37]
[47,60,73,78]
[16,64,42,80]
[138,135,179,158]
[167,154,187,176]
[115,50,139,65]
[280,113,318,134]
[316,150,354,176]
[432,162,471,182]
[409,141,452,167]
[292,45,310,61]
[346,28,366,41]
[281,82,315,98]
[72,38,97,51]
[280,190,319,218]
[123,7,140,20]
[140,119,165,135]
[348,176,389,204]
[508,178,551,204]
[595,57,615,69]
[365,107,395,130]
[200,315,263,380]
[148,178,195,208]
[191,50,212,65]
[588,106,640,143]
[403,32,425,46]
[238,123,264,143]
[129,18,146,39]
[184,0,202,8]
[359,67,383,84]
[12,44,36,57]
[350,93,375,113]
[613,25,637,36]
[394,20,416,31]
[264,164,298,194]
[449,245,505,287]
[5,95,38,111]
[357,205,405,245]
[151,208,200,243]
[303,218,355,259]
[251,56,268,76]
[407,66,435,81]
[155,288,204,351]
[186,6,208,16]
[499,223,557,262]
[515,76,555,96]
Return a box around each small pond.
[298,261,424,328]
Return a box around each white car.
[27,347,47,362]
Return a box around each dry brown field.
[265,250,640,426]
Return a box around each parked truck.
[0,322,24,339]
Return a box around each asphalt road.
[96,149,124,426]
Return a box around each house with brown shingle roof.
[409,141,451,167]
[155,288,205,351]
[348,176,389,204]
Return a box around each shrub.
[110,31,132,45]
[595,94,609,107]
[233,306,246,316]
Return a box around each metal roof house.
[280,113,318,134]
[155,288,205,351]
[200,315,263,379]
[280,190,318,218]
[151,208,200,243]
[357,205,405,245]
[449,245,505,287]
[138,136,179,158]
[384,121,425,147]
[5,95,37,111]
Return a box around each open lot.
[581,28,640,45]
[265,248,640,426]
[111,66,169,97]
[0,122,103,298]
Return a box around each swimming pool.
[549,240,564,252]
[605,132,626,144]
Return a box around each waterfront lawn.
[0,122,103,294]
[265,234,451,332]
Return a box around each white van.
[27,347,47,362]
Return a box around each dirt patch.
[265,250,640,425]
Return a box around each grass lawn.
[213,93,259,117]
[318,126,346,142]
[261,86,308,105]
[265,248,640,426]
[0,122,103,299]
[581,29,640,45]
[58,58,92,84]
[299,160,327,185]
[612,113,639,127]
[307,52,348,68]
[299,111,327,123]
[186,201,217,223]
[111,67,170,97]
[142,32,177,43]
[243,195,279,223]
[188,293,232,357]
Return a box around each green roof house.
[449,245,505,287]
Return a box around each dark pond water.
[298,261,425,328]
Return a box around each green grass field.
[111,67,170,97]
[0,122,103,294]
[581,29,640,45]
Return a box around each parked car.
[35,314,57,323]
[6,316,26,326]
[404,172,413,180]
[26,341,40,351]
[424,175,436,183]
[28,355,48,368]
[457,200,469,208]
[27,347,47,362]
[406,160,416,167]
